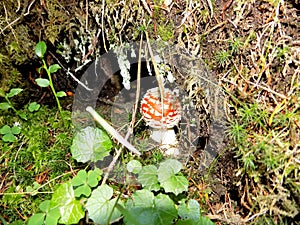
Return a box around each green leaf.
[11,126,21,135]
[138,165,160,191]
[74,185,91,197]
[28,102,41,112]
[71,170,100,197]
[36,78,50,87]
[27,213,45,225]
[50,182,85,224]
[125,190,177,225]
[86,184,122,224]
[175,217,216,225]
[35,41,47,58]
[56,91,67,98]
[7,88,23,98]
[0,102,12,110]
[38,200,60,225]
[127,160,142,174]
[2,133,17,142]
[39,200,50,212]
[17,112,27,120]
[0,125,11,134]
[45,208,60,225]
[178,199,200,220]
[71,170,87,186]
[87,170,100,187]
[48,64,61,73]
[71,126,112,163]
[158,159,188,195]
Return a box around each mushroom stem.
[150,128,177,145]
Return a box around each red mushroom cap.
[140,87,181,129]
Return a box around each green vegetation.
[0,0,299,224]
[28,157,214,225]
[34,41,66,118]
[0,88,27,120]
[0,104,74,223]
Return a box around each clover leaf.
[0,125,21,142]
[71,170,101,197]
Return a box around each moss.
[157,20,175,41]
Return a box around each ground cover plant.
[0,0,299,224]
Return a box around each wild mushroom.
[140,87,181,154]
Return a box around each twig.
[206,0,214,18]
[222,0,233,21]
[0,170,77,196]
[231,61,287,99]
[101,147,122,185]
[144,30,165,103]
[86,106,141,156]
[48,51,93,91]
[16,0,21,12]
[3,3,17,40]
[141,0,153,17]
[130,33,144,131]
[201,21,226,37]
[85,0,89,30]
[81,29,101,62]
[101,0,107,52]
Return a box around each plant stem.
[5,96,18,114]
[42,59,64,118]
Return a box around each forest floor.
[0,0,299,224]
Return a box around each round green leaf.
[0,102,12,110]
[11,126,21,134]
[45,208,61,225]
[87,170,100,187]
[158,159,182,180]
[28,102,41,112]
[56,91,67,98]
[158,159,188,195]
[71,170,87,186]
[39,200,50,212]
[138,165,160,191]
[7,88,23,98]
[35,41,47,58]
[0,125,11,134]
[74,185,91,197]
[127,160,142,174]
[125,190,177,225]
[27,213,45,225]
[86,184,122,224]
[48,64,61,73]
[2,133,17,142]
[36,78,50,87]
